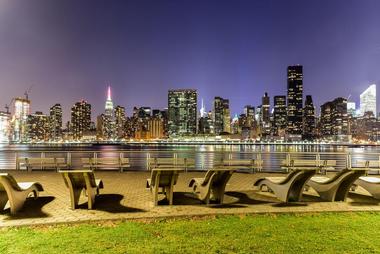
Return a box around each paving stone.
[0,170,379,227]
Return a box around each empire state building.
[105,85,114,117]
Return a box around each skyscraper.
[114,105,126,139]
[287,65,303,135]
[213,97,231,134]
[49,104,62,140]
[273,96,287,136]
[347,102,356,117]
[261,92,271,137]
[71,100,91,140]
[105,85,114,117]
[320,97,348,137]
[12,97,31,142]
[168,89,197,136]
[303,95,316,139]
[360,84,376,116]
[26,111,50,142]
[0,111,10,143]
[98,86,116,140]
[261,92,270,123]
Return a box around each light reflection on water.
[0,144,378,171]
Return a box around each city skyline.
[0,1,380,120]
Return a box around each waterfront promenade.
[1,170,380,227]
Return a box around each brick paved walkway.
[1,170,380,227]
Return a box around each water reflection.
[0,144,378,171]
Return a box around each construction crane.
[5,98,14,114]
[24,84,34,100]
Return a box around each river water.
[0,143,379,171]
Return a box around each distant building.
[261,92,271,137]
[71,100,91,140]
[49,104,62,140]
[0,111,11,143]
[320,97,348,138]
[105,85,114,117]
[148,117,164,139]
[360,84,376,116]
[287,65,303,135]
[97,86,116,140]
[114,105,126,139]
[168,89,197,136]
[213,96,231,134]
[273,96,287,136]
[97,114,114,140]
[12,97,31,142]
[303,95,316,140]
[262,92,270,123]
[347,102,356,117]
[26,111,50,142]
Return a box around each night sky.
[0,0,379,121]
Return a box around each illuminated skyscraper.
[71,100,91,140]
[320,97,348,137]
[168,89,197,136]
[360,84,376,116]
[303,95,316,139]
[114,105,126,139]
[105,85,114,117]
[347,102,356,117]
[12,97,31,142]
[0,111,10,143]
[50,104,62,140]
[213,97,231,134]
[273,96,287,135]
[27,111,50,142]
[287,65,303,135]
[261,92,271,137]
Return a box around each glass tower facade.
[360,84,376,116]
[168,89,197,136]
[287,65,303,135]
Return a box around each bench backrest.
[0,173,21,192]
[61,171,97,189]
[150,169,180,187]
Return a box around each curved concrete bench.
[146,168,183,205]
[307,169,367,201]
[60,170,104,209]
[189,168,235,205]
[354,176,380,199]
[253,169,317,202]
[0,173,44,215]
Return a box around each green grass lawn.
[1,212,380,253]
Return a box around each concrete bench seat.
[189,168,235,204]
[354,176,380,199]
[0,173,44,214]
[60,170,104,209]
[81,157,130,172]
[307,168,367,201]
[146,168,183,205]
[254,169,317,202]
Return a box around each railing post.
[147,153,151,171]
[15,152,19,170]
[41,152,45,170]
[67,152,72,169]
[346,153,352,169]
